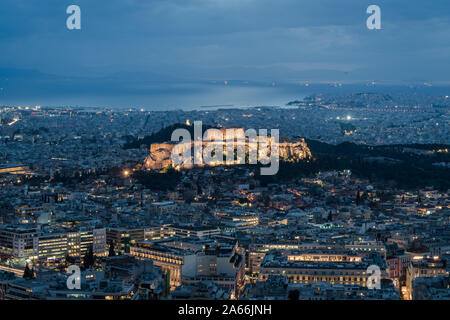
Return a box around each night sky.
[1,0,449,107]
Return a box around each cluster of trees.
[49,165,139,186]
[51,169,109,185]
[23,263,35,279]
[108,241,116,257]
[131,167,182,191]
[83,247,95,269]
[123,123,215,149]
[255,140,450,191]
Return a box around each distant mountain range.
[2,67,450,109]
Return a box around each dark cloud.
[0,0,449,106]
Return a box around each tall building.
[0,225,107,263]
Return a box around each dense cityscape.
[0,94,448,300]
[1,0,449,310]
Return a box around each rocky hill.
[144,133,312,170]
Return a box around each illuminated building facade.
[259,253,387,287]
[406,257,448,300]
[0,225,107,262]
[130,240,244,297]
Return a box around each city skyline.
[0,0,449,306]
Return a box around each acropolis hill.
[144,128,312,171]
